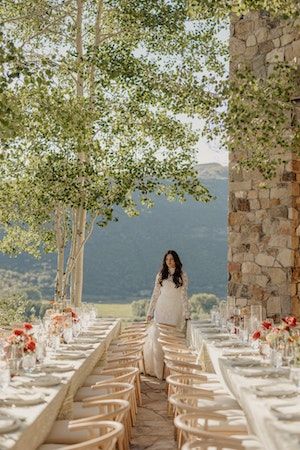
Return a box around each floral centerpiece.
[5,323,37,375]
[251,316,299,351]
[49,314,67,336]
[5,323,37,357]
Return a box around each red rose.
[25,339,36,352]
[23,322,33,331]
[252,330,261,340]
[262,321,272,330]
[13,328,24,336]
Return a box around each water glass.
[63,327,73,344]
[270,349,283,369]
[72,321,81,338]
[22,353,36,373]
[36,340,47,364]
[250,305,262,331]
[290,367,300,387]
[48,335,60,352]
[0,360,10,390]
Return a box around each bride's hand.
[146,315,152,322]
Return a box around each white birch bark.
[54,206,65,302]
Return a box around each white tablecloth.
[187,320,300,450]
[0,318,121,450]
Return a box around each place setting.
[0,413,22,435]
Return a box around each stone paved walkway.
[130,375,177,450]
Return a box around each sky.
[197,138,228,166]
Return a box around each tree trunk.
[71,0,86,306]
[54,206,65,302]
[72,206,87,306]
[70,0,104,306]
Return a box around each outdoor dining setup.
[0,303,147,450]
[0,299,300,450]
[181,300,300,450]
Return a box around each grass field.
[94,303,133,318]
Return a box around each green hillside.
[0,165,228,302]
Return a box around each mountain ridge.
[0,164,228,301]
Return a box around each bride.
[144,250,190,379]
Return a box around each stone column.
[228,12,300,320]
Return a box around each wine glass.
[0,360,10,391]
[282,341,295,367]
[22,352,36,373]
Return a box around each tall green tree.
[1,0,299,305]
[1,0,219,305]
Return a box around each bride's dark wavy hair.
[159,250,183,288]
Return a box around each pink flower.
[283,316,297,327]
[252,330,261,340]
[23,322,33,331]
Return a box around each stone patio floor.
[130,375,177,450]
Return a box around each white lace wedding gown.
[144,268,190,379]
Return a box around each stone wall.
[228,12,300,320]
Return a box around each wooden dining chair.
[174,413,252,449]
[103,357,143,406]
[169,393,243,417]
[84,367,139,388]
[166,374,230,415]
[45,400,130,450]
[169,393,246,446]
[181,437,264,450]
[75,382,137,427]
[38,420,124,450]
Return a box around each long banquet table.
[0,318,121,450]
[187,320,300,450]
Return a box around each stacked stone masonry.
[228,12,300,319]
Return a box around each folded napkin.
[0,413,20,433]
[21,375,61,387]
[64,344,95,351]
[255,383,298,398]
[223,349,259,357]
[229,357,263,368]
[42,363,75,373]
[205,334,231,340]
[0,392,45,406]
[235,367,288,378]
[54,352,85,360]
[215,341,246,348]
[75,337,100,343]
[271,403,300,420]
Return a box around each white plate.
[0,413,21,433]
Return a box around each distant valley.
[0,164,228,302]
